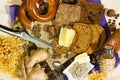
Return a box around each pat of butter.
[7,0,22,5]
[74,53,90,64]
[59,27,75,47]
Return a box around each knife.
[0,24,54,49]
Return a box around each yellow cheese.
[59,27,75,47]
[75,52,88,59]
[74,53,90,64]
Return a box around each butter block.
[59,27,75,47]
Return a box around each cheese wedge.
[75,52,88,58]
[74,52,90,64]
[59,27,75,47]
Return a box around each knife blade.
[0,24,54,49]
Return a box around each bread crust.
[86,24,101,54]
[96,25,107,51]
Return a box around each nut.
[52,54,62,59]
[107,9,116,17]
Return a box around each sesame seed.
[113,20,116,22]
[108,19,111,21]
[115,17,117,19]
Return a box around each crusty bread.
[96,25,106,51]
[71,23,92,53]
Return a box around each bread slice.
[71,23,92,53]
[52,26,77,54]
[78,1,103,24]
[96,25,106,51]
[54,3,81,27]
[86,24,101,54]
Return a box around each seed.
[108,21,111,24]
[115,16,117,19]
[114,14,119,19]
[119,23,120,25]
[108,19,111,21]
[113,20,116,22]
[116,14,119,17]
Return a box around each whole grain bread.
[78,1,104,24]
[54,3,81,27]
[96,25,106,51]
[71,23,92,53]
[86,24,101,54]
[52,38,71,54]
[52,26,78,54]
